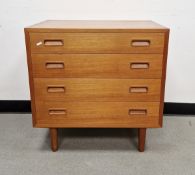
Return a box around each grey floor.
[0,114,194,175]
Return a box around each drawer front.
[35,101,160,128]
[32,54,163,78]
[30,33,164,53]
[34,78,161,102]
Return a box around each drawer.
[34,101,160,128]
[34,78,161,102]
[32,54,163,78]
[30,33,164,53]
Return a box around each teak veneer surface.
[25,20,169,152]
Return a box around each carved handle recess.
[130,63,149,69]
[44,40,63,46]
[129,87,148,93]
[45,62,64,69]
[47,86,65,93]
[129,109,147,115]
[131,40,150,47]
[49,109,67,115]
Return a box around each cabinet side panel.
[25,30,37,126]
[159,30,170,126]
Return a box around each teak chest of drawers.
[25,20,169,152]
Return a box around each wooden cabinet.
[25,20,169,152]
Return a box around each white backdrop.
[0,0,195,102]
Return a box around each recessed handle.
[45,62,64,69]
[129,109,147,115]
[44,40,63,46]
[131,40,150,47]
[47,86,65,93]
[129,87,148,93]
[130,63,149,69]
[49,109,67,115]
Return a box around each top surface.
[25,20,169,32]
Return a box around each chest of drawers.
[25,20,169,152]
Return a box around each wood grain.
[138,128,146,152]
[159,29,170,127]
[24,30,37,127]
[24,20,169,151]
[50,128,58,152]
[35,101,160,128]
[32,54,163,79]
[30,33,164,54]
[34,78,161,102]
[25,20,168,33]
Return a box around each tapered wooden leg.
[138,128,146,152]
[50,128,58,152]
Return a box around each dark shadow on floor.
[41,128,138,151]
